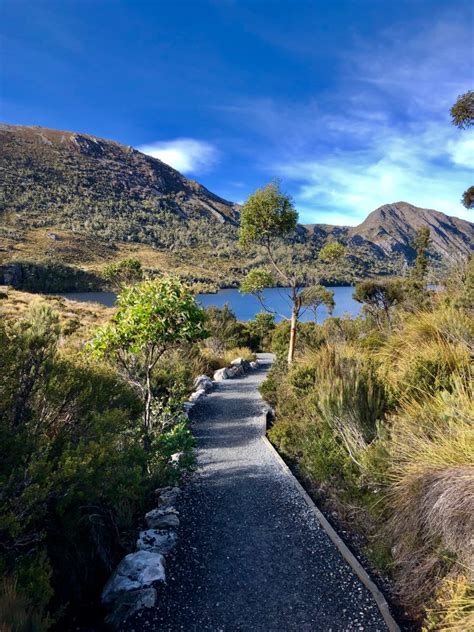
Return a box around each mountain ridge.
[0,123,472,290]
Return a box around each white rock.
[157,486,181,507]
[170,451,184,465]
[250,361,259,369]
[136,529,178,555]
[227,366,243,377]
[213,367,229,381]
[193,374,214,392]
[145,507,180,529]
[101,551,165,605]
[189,388,206,402]
[105,587,157,628]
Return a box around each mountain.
[349,202,473,260]
[0,123,238,238]
[1,124,472,291]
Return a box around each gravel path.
[133,353,387,632]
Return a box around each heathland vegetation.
[0,280,269,630]
[262,253,474,631]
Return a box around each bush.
[0,300,197,628]
[263,270,474,627]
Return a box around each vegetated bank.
[260,257,474,631]
[0,282,270,631]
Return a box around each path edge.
[261,431,400,632]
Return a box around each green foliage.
[0,259,101,292]
[239,182,298,249]
[450,90,474,129]
[353,278,405,327]
[89,277,208,434]
[240,269,274,295]
[246,312,276,351]
[201,304,250,355]
[103,257,143,289]
[301,284,335,321]
[90,277,207,359]
[461,185,474,209]
[263,267,474,627]
[0,298,199,628]
[318,241,346,263]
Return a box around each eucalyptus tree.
[239,182,345,364]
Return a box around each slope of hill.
[1,124,472,291]
[349,202,474,259]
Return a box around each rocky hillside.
[0,124,472,290]
[305,202,473,263]
[0,124,238,243]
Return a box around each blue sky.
[1,0,473,225]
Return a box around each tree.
[353,279,404,329]
[450,91,474,129]
[410,227,431,286]
[301,285,335,323]
[450,91,473,209]
[89,277,207,441]
[103,257,143,289]
[461,185,474,210]
[239,182,345,364]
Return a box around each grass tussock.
[265,263,474,628]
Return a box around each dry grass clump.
[384,382,474,623]
[223,346,256,364]
[0,287,111,346]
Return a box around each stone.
[193,374,214,392]
[157,486,181,507]
[101,551,165,605]
[145,507,180,529]
[136,529,178,555]
[189,388,206,402]
[230,357,251,371]
[227,366,243,377]
[105,587,157,628]
[170,451,184,465]
[250,361,259,369]
[183,401,194,417]
[213,367,229,381]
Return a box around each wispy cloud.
[137,138,219,174]
[218,16,473,224]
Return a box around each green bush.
[0,301,197,628]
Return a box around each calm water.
[60,286,361,323]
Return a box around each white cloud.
[137,138,219,174]
[219,17,473,225]
[447,133,474,168]
[276,123,473,225]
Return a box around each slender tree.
[239,182,345,364]
[89,277,207,443]
[301,284,335,323]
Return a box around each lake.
[60,286,361,323]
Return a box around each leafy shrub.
[263,269,474,627]
[0,299,197,628]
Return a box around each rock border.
[261,428,400,632]
[102,356,259,627]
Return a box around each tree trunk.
[287,306,298,365]
[143,367,153,451]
